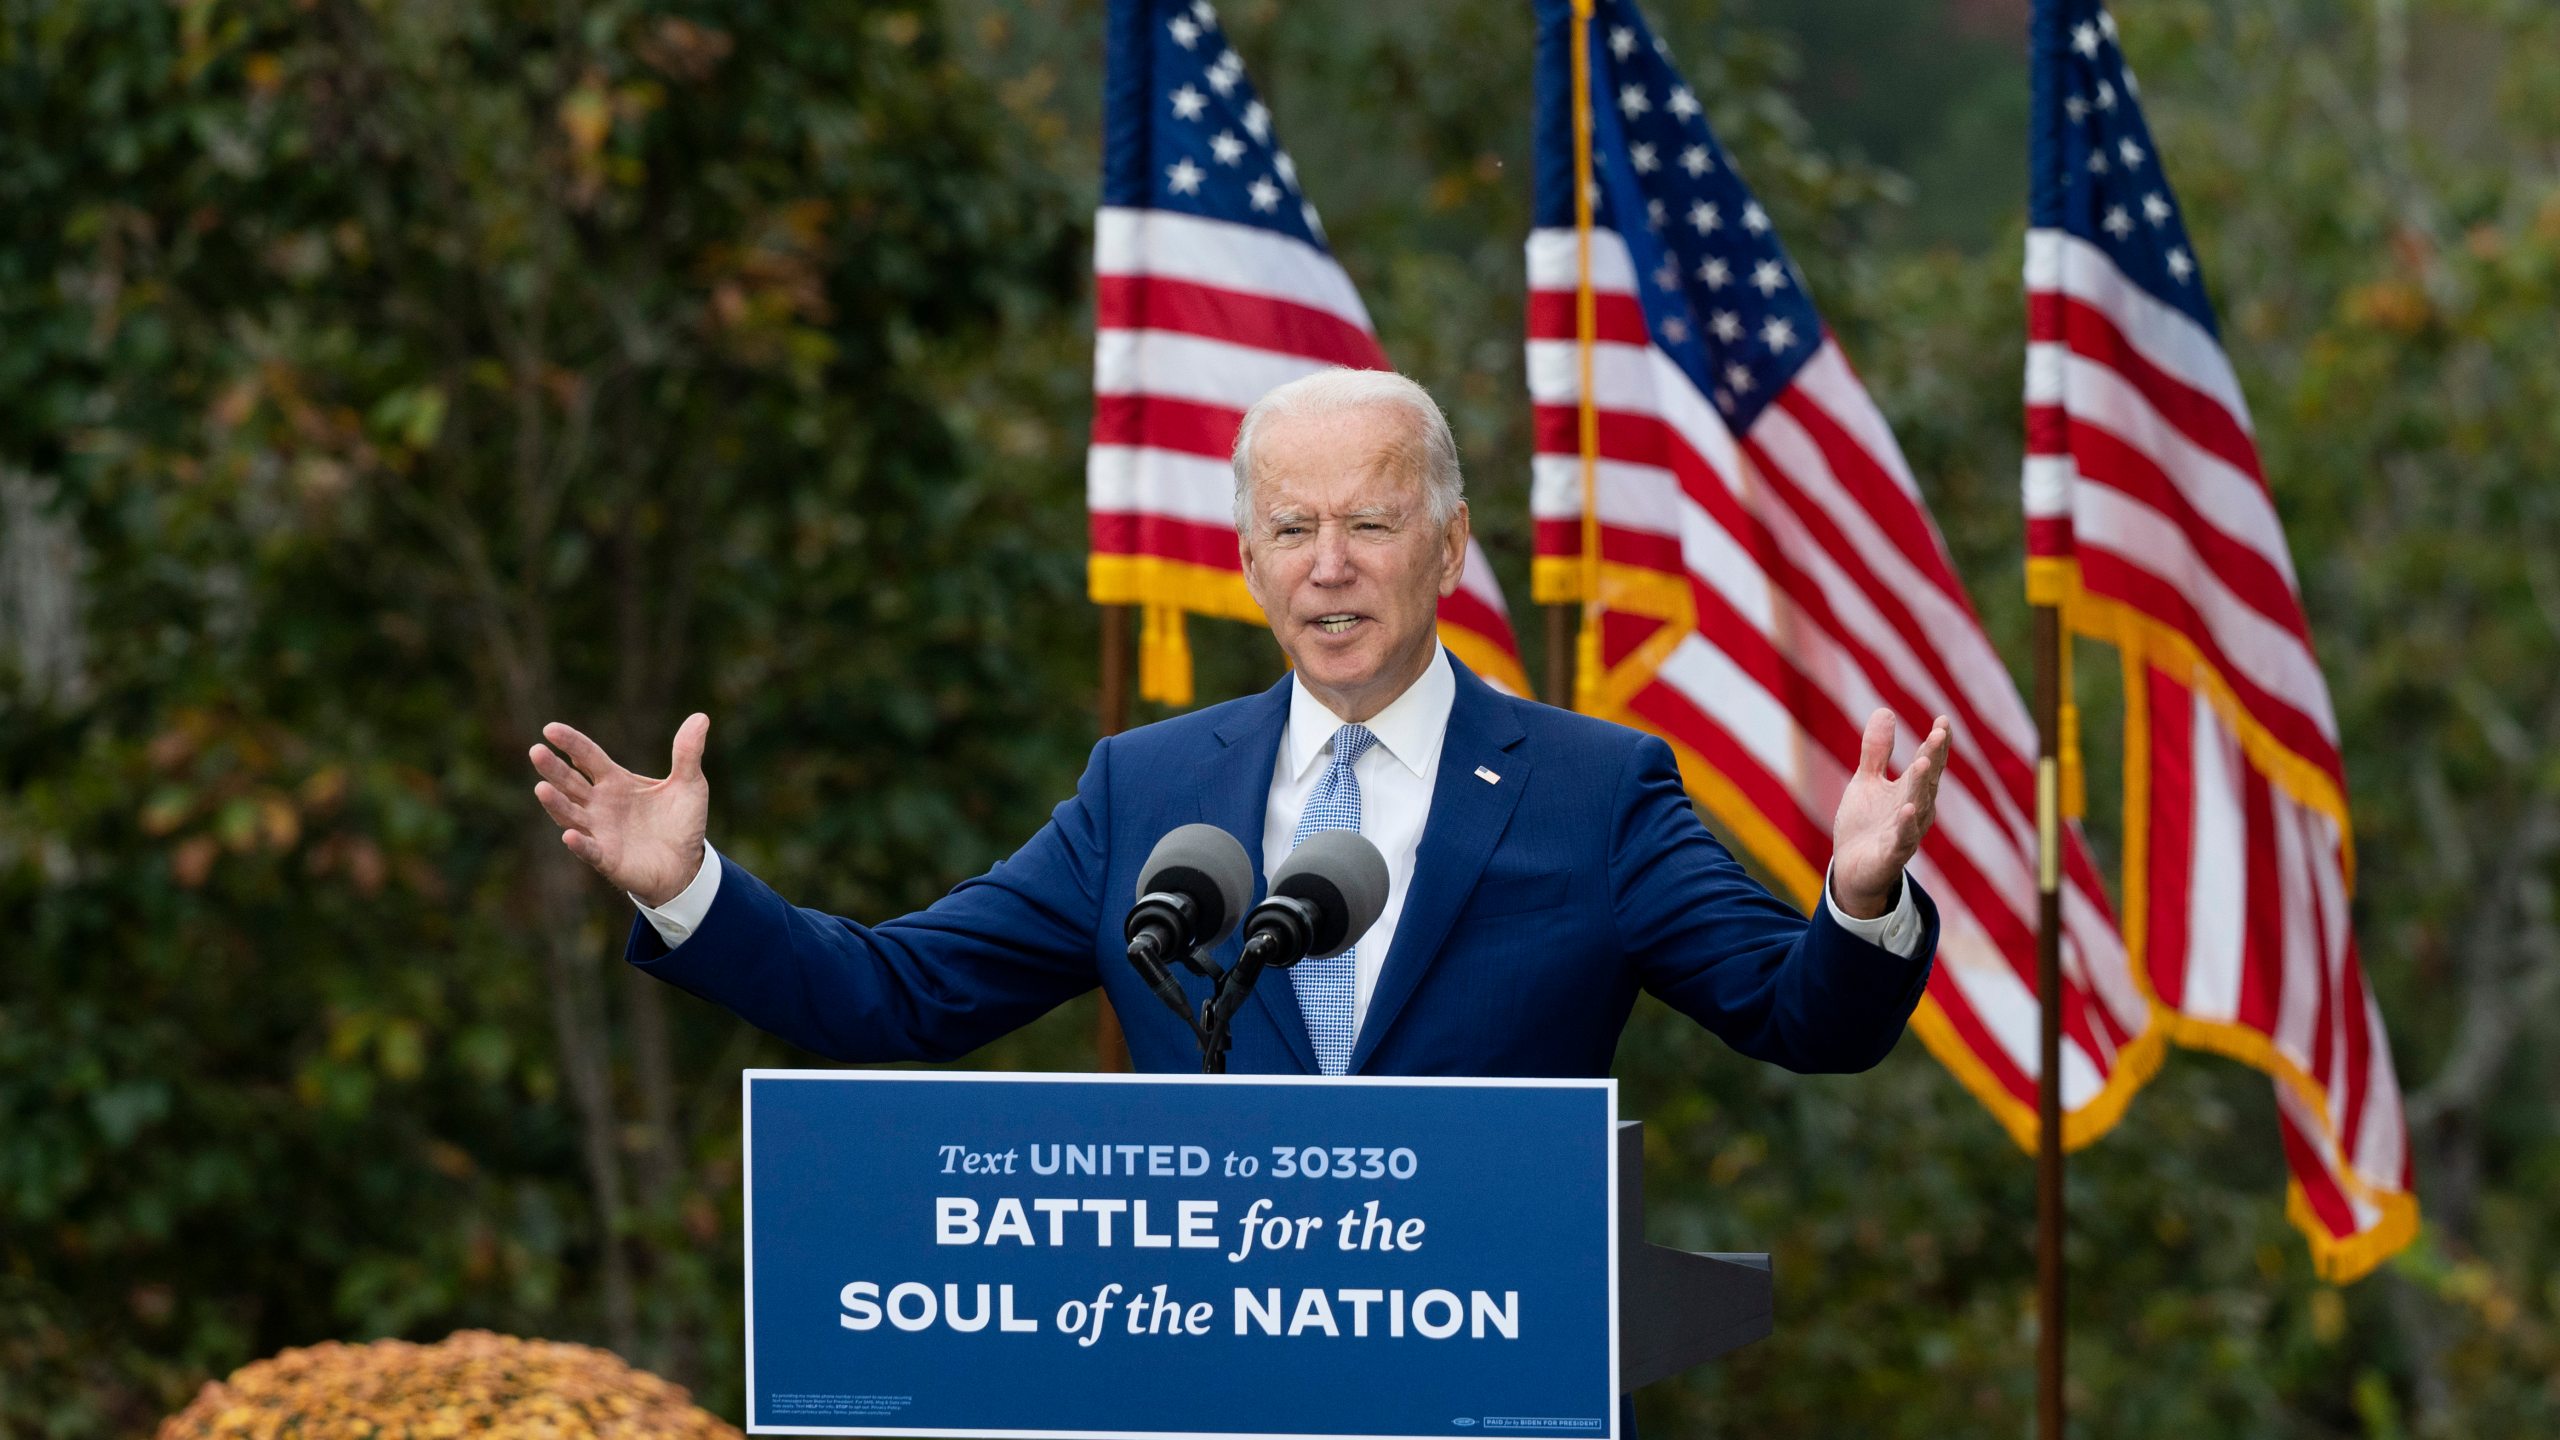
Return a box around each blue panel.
[1530,0,1827,432]
[1102,0,1333,251]
[747,1072,1617,1439]
[2031,0,2223,336]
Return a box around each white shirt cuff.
[632,843,723,947]
[1824,862,1923,959]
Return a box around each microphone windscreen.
[1270,829,1390,958]
[1136,824,1256,947]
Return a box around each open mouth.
[1313,613,1363,635]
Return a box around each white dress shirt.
[633,647,1924,1021]
[1261,645,1458,1033]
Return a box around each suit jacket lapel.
[1347,661,1529,1074]
[1201,677,1318,1074]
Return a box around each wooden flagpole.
[2025,4,2067,1427]
[1095,602,1133,1071]
[2032,604,2066,1440]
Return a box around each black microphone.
[1124,824,1254,1026]
[1239,829,1391,973]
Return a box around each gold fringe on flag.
[2035,552,2413,1279]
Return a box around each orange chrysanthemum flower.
[157,1330,741,1440]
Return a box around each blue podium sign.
[744,1071,1619,1439]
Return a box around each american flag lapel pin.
[1474,765,1501,785]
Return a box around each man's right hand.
[530,713,711,908]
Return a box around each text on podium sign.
[745,1070,1619,1439]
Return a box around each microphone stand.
[1126,936,1252,1073]
[1129,901,1318,1074]
[1196,929,1297,1074]
[1199,1000,1233,1075]
[1195,950,1258,1075]
[1129,941,1215,1060]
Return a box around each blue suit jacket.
[627,658,1935,1076]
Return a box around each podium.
[1614,1119,1772,1389]
[744,1071,1771,1438]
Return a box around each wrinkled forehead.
[1243,404,1429,513]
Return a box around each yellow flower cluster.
[157,1330,743,1440]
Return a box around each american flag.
[1089,0,1528,705]
[2028,0,2416,1279]
[1526,0,2161,1151]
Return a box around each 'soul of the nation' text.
[840,1281,1519,1347]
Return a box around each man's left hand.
[1829,709,1952,920]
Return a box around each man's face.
[1238,404,1468,723]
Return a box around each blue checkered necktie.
[1290,723,1379,1075]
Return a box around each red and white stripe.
[2026,231,2341,778]
[1091,207,1526,690]
[1530,227,2157,1140]
[2030,226,2415,1275]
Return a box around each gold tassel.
[2061,699,2088,818]
[1138,604,1194,708]
[2058,634,2087,818]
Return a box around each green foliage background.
[2,0,2554,1436]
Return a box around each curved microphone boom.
[1124,824,1255,1028]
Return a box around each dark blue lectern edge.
[1612,1121,1773,1390]
[740,1070,1624,1440]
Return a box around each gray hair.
[1229,368,1465,534]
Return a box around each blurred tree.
[1,0,1091,1429]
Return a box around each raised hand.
[529,713,711,908]
[1828,708,1951,920]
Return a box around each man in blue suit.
[529,369,1951,1077]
